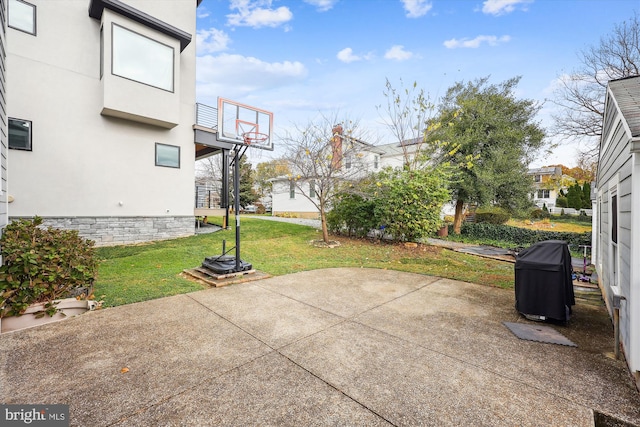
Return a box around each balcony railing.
[195,103,218,129]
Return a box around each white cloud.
[482,0,533,16]
[384,45,413,61]
[336,48,374,63]
[196,28,231,55]
[227,0,293,28]
[443,35,511,49]
[336,47,358,63]
[196,53,308,99]
[197,9,210,19]
[303,0,338,12]
[401,0,433,18]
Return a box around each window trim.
[155,143,180,168]
[537,189,550,199]
[8,118,32,151]
[8,0,36,36]
[111,23,175,93]
[609,180,620,289]
[309,180,316,198]
[289,180,295,199]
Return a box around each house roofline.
[89,0,192,51]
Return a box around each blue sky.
[195,0,638,167]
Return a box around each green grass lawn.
[94,217,515,307]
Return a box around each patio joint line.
[350,317,596,414]
[184,291,398,425]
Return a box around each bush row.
[456,222,591,249]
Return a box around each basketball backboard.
[217,97,274,151]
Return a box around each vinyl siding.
[596,83,635,371]
[0,0,7,231]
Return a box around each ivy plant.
[0,217,98,318]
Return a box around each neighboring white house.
[527,166,577,210]
[271,134,442,218]
[594,75,640,389]
[6,0,202,245]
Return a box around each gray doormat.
[503,322,577,347]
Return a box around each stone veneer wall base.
[8,216,195,246]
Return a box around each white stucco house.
[5,0,211,245]
[593,75,640,388]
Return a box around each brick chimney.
[332,124,343,169]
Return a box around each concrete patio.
[1,268,639,426]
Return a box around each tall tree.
[566,183,583,210]
[231,155,257,209]
[582,182,592,209]
[377,78,437,170]
[280,113,372,243]
[551,11,640,159]
[428,76,546,233]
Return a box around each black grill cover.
[514,240,575,321]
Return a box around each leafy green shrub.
[0,217,98,318]
[556,196,568,208]
[530,208,550,220]
[327,193,378,238]
[373,167,451,241]
[475,206,510,224]
[459,222,591,248]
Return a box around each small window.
[537,189,550,199]
[8,0,36,35]
[611,194,617,244]
[534,175,541,183]
[8,118,32,150]
[112,24,174,92]
[345,156,352,169]
[309,180,316,198]
[155,143,180,168]
[289,180,295,199]
[374,155,379,169]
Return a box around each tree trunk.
[320,210,330,243]
[453,199,465,234]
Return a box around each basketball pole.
[233,147,241,272]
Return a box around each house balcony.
[194,102,235,160]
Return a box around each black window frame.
[289,180,295,199]
[155,142,180,168]
[8,117,32,151]
[8,0,36,36]
[111,23,175,93]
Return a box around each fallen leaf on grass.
[120,367,130,374]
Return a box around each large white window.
[112,24,174,92]
[155,143,180,168]
[8,118,32,151]
[8,0,36,35]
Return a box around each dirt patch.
[309,239,341,248]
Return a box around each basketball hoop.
[242,131,269,146]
